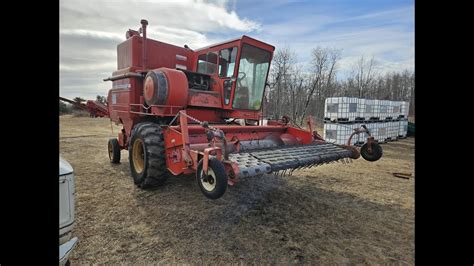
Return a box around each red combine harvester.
[60,97,109,118]
[105,20,382,199]
[86,100,108,118]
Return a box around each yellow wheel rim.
[108,142,113,160]
[132,139,145,173]
[201,168,216,192]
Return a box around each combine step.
[229,143,355,178]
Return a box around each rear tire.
[361,142,383,162]
[128,123,168,189]
[108,138,121,164]
[196,158,228,199]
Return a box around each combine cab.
[105,20,382,199]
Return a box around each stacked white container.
[323,123,360,145]
[389,121,399,140]
[372,99,381,120]
[356,99,366,121]
[378,123,384,141]
[379,100,390,120]
[324,97,360,122]
[378,122,388,142]
[398,120,408,138]
[394,121,400,140]
[323,97,410,145]
[400,101,410,118]
[364,99,374,119]
[323,123,338,144]
[371,123,379,142]
[385,121,392,141]
[390,101,400,119]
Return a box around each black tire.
[361,142,383,162]
[128,123,168,189]
[196,158,228,199]
[128,122,156,185]
[108,138,121,164]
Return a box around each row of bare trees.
[264,47,414,125]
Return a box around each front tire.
[108,138,121,164]
[128,123,168,189]
[196,158,228,199]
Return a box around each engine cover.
[143,68,188,107]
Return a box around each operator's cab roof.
[194,35,275,52]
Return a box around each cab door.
[216,46,238,109]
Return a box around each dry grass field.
[60,115,414,264]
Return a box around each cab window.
[233,44,271,110]
[197,52,218,75]
[218,47,237,78]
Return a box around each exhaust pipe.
[140,19,148,71]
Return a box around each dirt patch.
[60,115,414,264]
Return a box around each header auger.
[105,20,382,199]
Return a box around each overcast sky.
[60,0,414,100]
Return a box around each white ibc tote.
[324,97,360,122]
[323,123,360,145]
[399,120,408,137]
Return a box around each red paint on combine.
[103,20,380,199]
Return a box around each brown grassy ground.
[60,115,414,264]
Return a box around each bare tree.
[352,55,377,98]
[73,97,86,104]
[286,64,305,122]
[264,46,414,122]
[299,47,340,124]
[268,46,296,119]
[96,95,107,104]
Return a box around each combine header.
[60,97,109,118]
[105,20,382,199]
